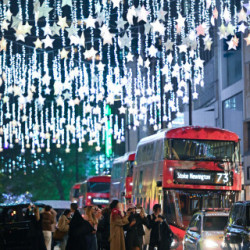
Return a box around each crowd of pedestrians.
[26,201,173,250]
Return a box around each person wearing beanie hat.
[127,203,136,210]
[125,204,148,250]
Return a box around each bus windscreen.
[73,188,79,198]
[87,182,110,193]
[166,139,239,162]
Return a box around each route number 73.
[216,173,229,184]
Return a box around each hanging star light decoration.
[57,16,68,30]
[0,37,7,51]
[60,48,70,59]
[0,0,247,176]
[42,35,54,48]
[244,34,250,46]
[151,19,165,36]
[34,38,43,49]
[137,6,149,23]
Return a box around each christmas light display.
[1,192,32,204]
[0,0,248,170]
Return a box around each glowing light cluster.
[0,0,248,156]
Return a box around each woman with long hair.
[57,209,71,250]
[84,206,98,250]
[109,200,130,250]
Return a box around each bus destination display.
[174,170,233,186]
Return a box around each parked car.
[183,209,229,250]
[223,201,250,250]
[0,202,44,250]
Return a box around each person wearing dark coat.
[159,219,173,250]
[124,204,149,250]
[147,204,164,250]
[66,203,95,250]
[25,205,46,250]
[97,207,110,250]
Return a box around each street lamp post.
[76,145,79,182]
[188,80,193,126]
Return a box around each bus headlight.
[204,239,219,248]
[88,195,92,199]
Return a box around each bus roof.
[87,176,111,183]
[113,152,136,164]
[72,183,83,189]
[137,126,239,146]
[166,126,239,141]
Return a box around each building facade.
[184,34,250,199]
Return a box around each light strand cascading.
[0,0,249,175]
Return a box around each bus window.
[202,193,220,208]
[164,139,170,159]
[139,170,143,193]
[87,182,110,193]
[155,140,163,161]
[221,192,235,208]
[137,143,155,164]
[73,188,79,198]
[164,190,202,228]
[164,191,177,226]
[126,161,133,177]
[168,139,236,162]
[191,199,201,214]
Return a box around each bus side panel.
[125,176,133,200]
[110,163,122,202]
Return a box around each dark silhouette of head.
[63,209,71,216]
[70,203,78,212]
[110,200,119,210]
[153,204,161,213]
[45,205,52,212]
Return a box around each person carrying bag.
[54,209,71,250]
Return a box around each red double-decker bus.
[110,152,135,205]
[77,176,111,208]
[133,126,242,248]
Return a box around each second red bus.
[110,152,135,206]
[78,176,111,208]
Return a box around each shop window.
[222,92,243,153]
[223,35,242,88]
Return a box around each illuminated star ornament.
[244,34,250,46]
[57,16,68,30]
[60,48,69,59]
[34,38,43,49]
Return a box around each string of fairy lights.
[0,0,249,174]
